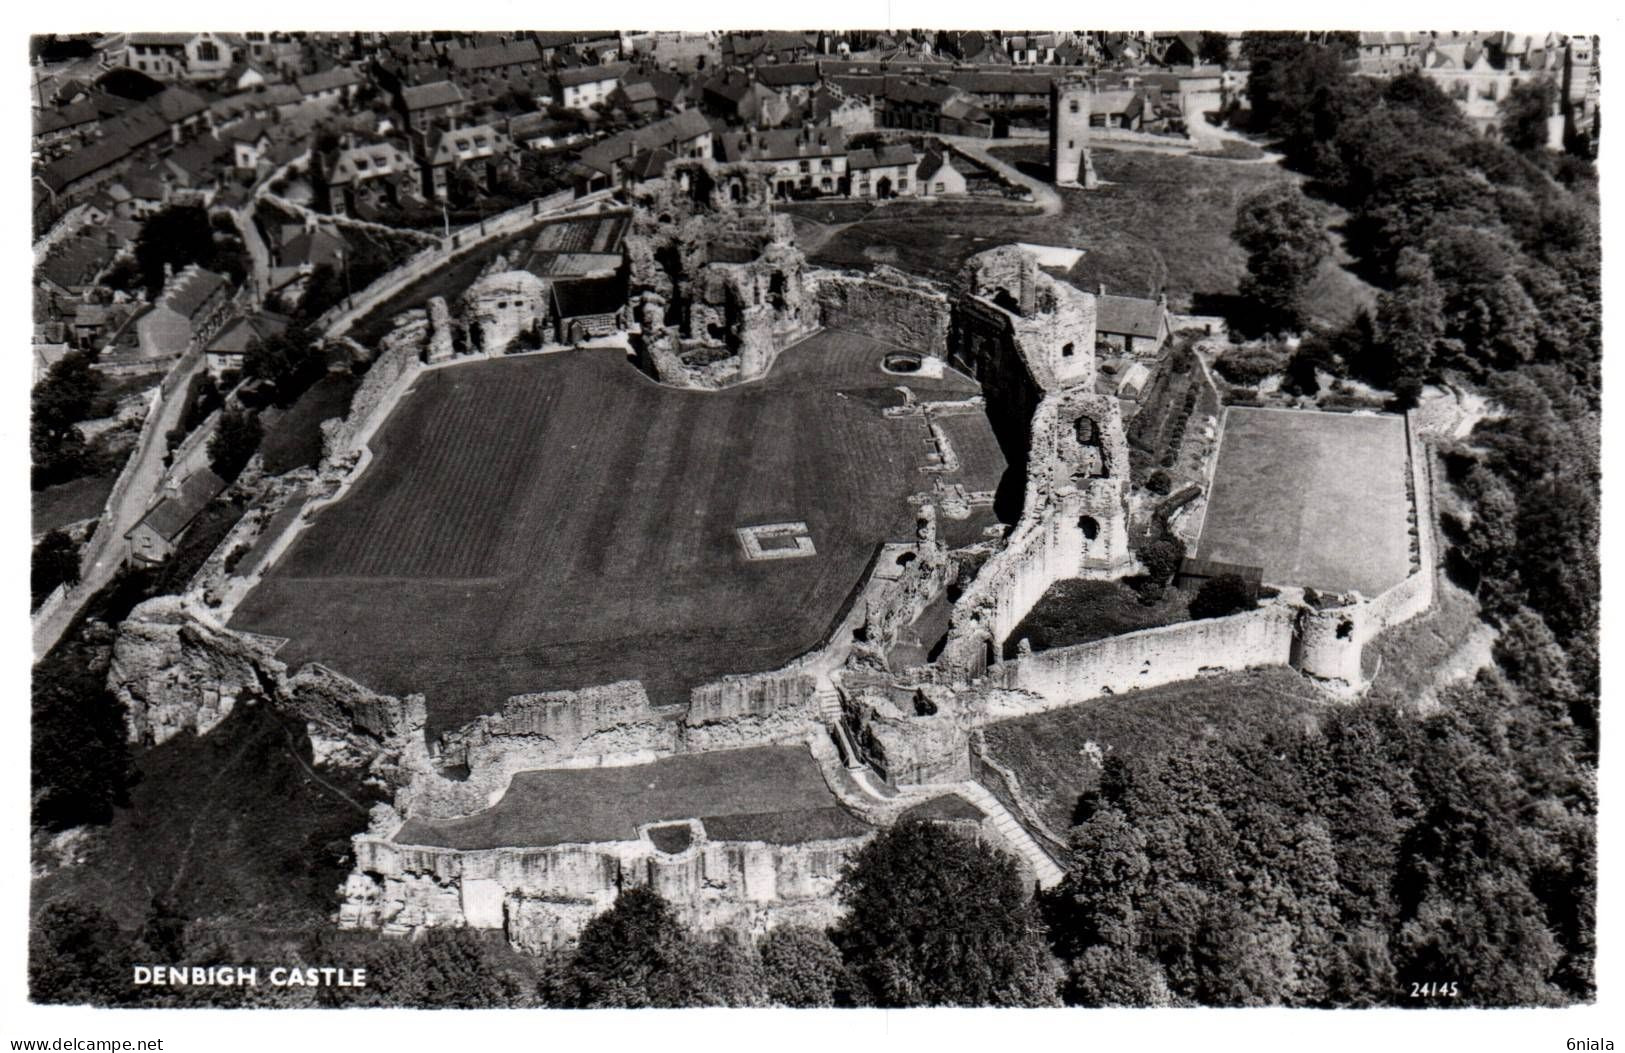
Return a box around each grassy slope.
[805,146,1376,328]
[33,703,383,932]
[1196,408,1412,595]
[1003,578,1193,659]
[981,666,1329,833]
[260,372,359,475]
[33,473,117,534]
[232,334,984,736]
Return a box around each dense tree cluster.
[1044,668,1593,1007]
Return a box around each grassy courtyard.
[1196,407,1413,595]
[394,745,871,850]
[231,332,987,736]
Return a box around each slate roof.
[551,276,625,318]
[449,39,541,70]
[401,80,465,112]
[1096,292,1166,338]
[279,226,349,270]
[150,86,209,125]
[131,469,228,543]
[206,311,289,356]
[556,62,628,88]
[718,126,846,163]
[161,266,230,320]
[848,144,916,170]
[297,66,362,96]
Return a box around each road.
[32,352,206,659]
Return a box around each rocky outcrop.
[109,597,278,745]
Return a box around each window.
[799,160,810,172]
[820,158,831,170]
[1061,342,1074,357]
[138,60,147,71]
[935,181,945,192]
[197,41,219,62]
[1069,98,1080,113]
[1068,139,1074,149]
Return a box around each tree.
[1188,574,1257,620]
[208,407,262,482]
[244,325,323,404]
[562,886,701,1007]
[1233,184,1330,334]
[133,205,247,298]
[1501,77,1558,153]
[759,926,852,1007]
[1197,32,1231,67]
[831,820,1061,1006]
[1369,248,1445,404]
[30,902,129,1005]
[32,529,80,608]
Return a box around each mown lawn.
[232,333,980,735]
[980,666,1329,832]
[394,745,869,849]
[1196,407,1412,595]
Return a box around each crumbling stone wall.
[985,604,1298,712]
[681,670,818,752]
[626,161,817,389]
[343,824,868,949]
[320,321,424,463]
[459,270,549,354]
[813,267,951,359]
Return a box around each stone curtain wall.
[320,333,422,462]
[812,268,952,358]
[987,604,1298,712]
[1365,415,1438,631]
[344,828,866,947]
[682,671,819,752]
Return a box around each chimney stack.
[1098,282,1107,296]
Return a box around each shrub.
[1213,344,1289,385]
[1146,469,1173,496]
[1189,574,1259,620]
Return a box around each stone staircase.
[816,682,868,772]
[949,780,1066,889]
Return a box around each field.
[231,332,988,736]
[980,666,1329,832]
[394,745,871,850]
[799,147,1375,328]
[1196,407,1413,595]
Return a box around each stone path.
[940,780,1066,889]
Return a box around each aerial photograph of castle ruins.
[22,20,1602,1032]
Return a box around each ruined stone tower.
[1049,75,1096,189]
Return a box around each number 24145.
[1409,981,1460,998]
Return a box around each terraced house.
[718,126,848,198]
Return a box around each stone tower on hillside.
[1049,75,1097,189]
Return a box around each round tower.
[1049,75,1093,188]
